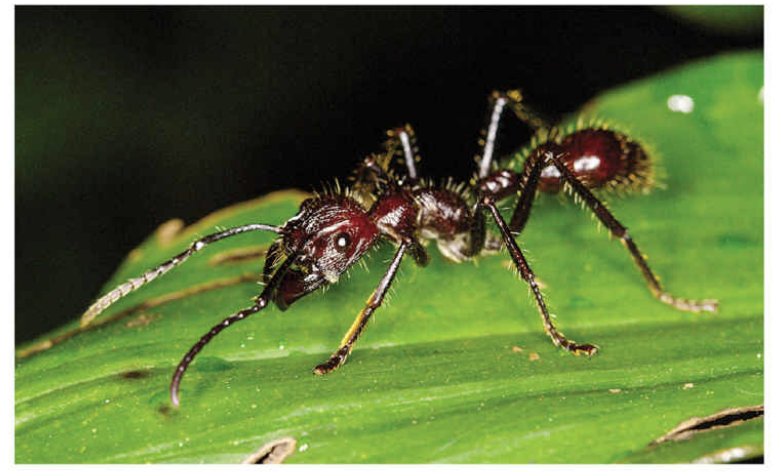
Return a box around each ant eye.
[335,232,351,251]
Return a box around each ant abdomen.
[531,127,654,194]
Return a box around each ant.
[80,90,718,407]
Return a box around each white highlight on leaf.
[667,94,695,113]
[693,446,749,464]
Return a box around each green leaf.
[16,52,763,463]
[661,5,763,35]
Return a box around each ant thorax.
[413,187,476,263]
[359,183,475,264]
[368,190,418,241]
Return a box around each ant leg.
[508,149,547,234]
[473,92,551,249]
[262,240,282,284]
[478,92,510,179]
[547,153,718,313]
[313,242,408,375]
[170,297,268,407]
[502,89,552,133]
[477,90,552,180]
[80,223,282,327]
[482,197,598,356]
[407,238,430,266]
[386,125,420,181]
[466,205,487,258]
[170,252,296,406]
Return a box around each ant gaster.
[80,90,718,407]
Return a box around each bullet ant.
[80,90,718,407]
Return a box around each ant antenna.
[80,223,282,327]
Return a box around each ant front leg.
[313,241,410,375]
[170,251,298,406]
[481,197,598,356]
[262,240,282,285]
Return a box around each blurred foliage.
[662,5,763,35]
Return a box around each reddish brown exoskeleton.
[80,90,718,407]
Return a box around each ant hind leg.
[546,153,718,313]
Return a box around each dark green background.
[15,6,762,343]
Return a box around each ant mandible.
[80,90,718,407]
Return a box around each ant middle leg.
[472,89,552,252]
[473,101,596,354]
[481,197,598,356]
[313,241,410,375]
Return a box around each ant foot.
[567,342,599,357]
[313,347,349,375]
[692,299,719,313]
[659,293,719,313]
[312,362,335,375]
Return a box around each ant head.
[272,195,379,309]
